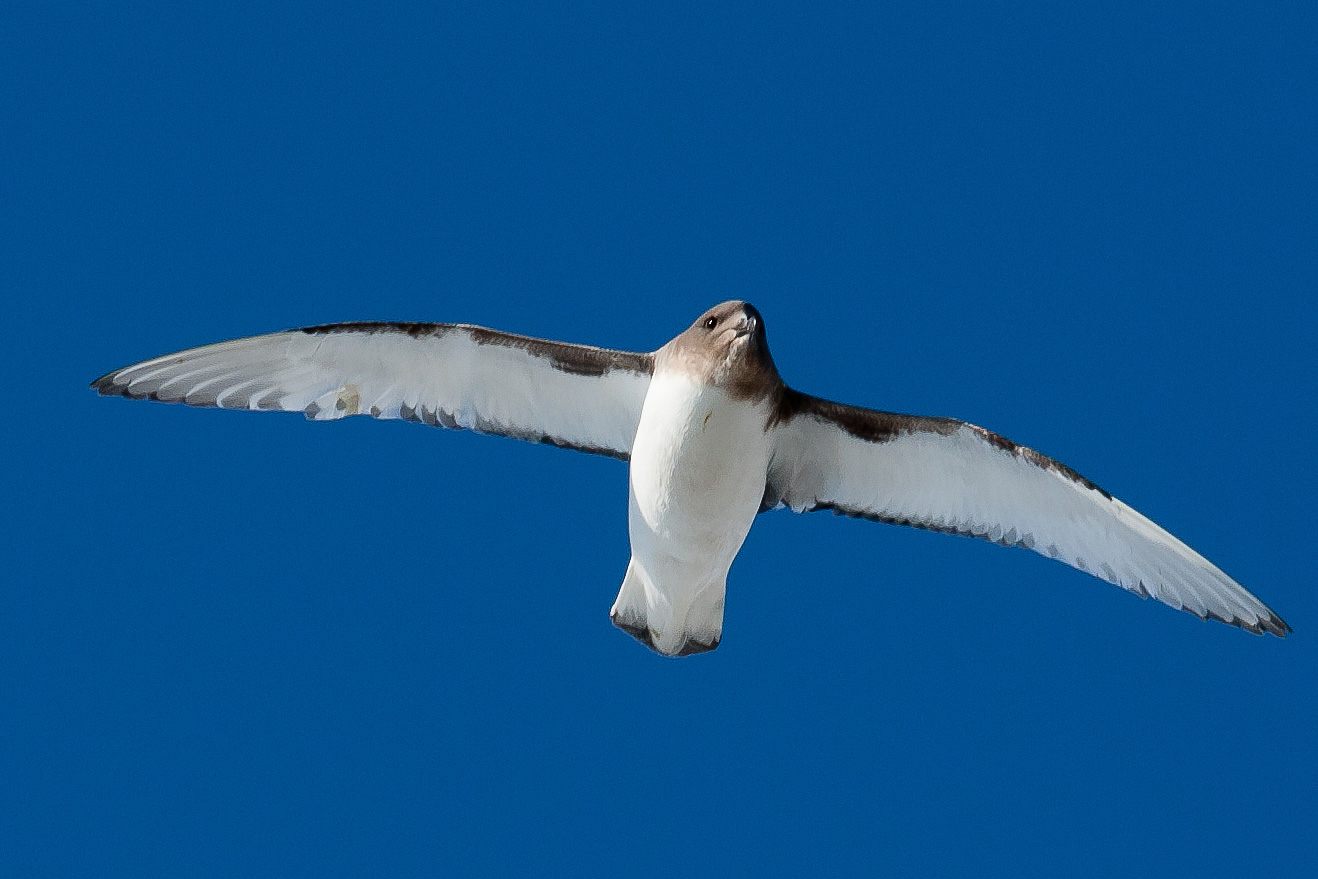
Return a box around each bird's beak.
[735,312,759,338]
[738,303,764,338]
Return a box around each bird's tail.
[609,559,723,657]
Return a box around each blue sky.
[3,2,1315,875]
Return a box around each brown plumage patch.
[965,425,1112,500]
[771,388,959,443]
[302,320,443,339]
[772,388,1113,501]
[465,326,653,378]
[657,300,782,401]
[301,321,654,379]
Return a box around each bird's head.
[660,301,780,399]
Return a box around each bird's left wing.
[765,389,1288,636]
[92,321,654,460]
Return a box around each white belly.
[619,372,772,652]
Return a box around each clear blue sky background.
[3,2,1315,876]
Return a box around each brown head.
[657,301,781,400]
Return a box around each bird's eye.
[704,317,718,330]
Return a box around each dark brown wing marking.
[773,388,1109,499]
[301,322,654,379]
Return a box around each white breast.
[630,373,770,546]
[618,371,772,653]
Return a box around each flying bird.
[92,301,1289,655]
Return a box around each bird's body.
[619,370,774,655]
[92,301,1290,655]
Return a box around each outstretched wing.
[92,321,654,460]
[765,389,1288,636]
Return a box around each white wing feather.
[92,322,653,460]
[767,392,1288,636]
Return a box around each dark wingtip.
[90,372,151,401]
[1260,612,1292,638]
[1231,606,1291,638]
[91,374,143,400]
[1202,605,1290,638]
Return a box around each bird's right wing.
[765,389,1288,636]
[92,321,654,460]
